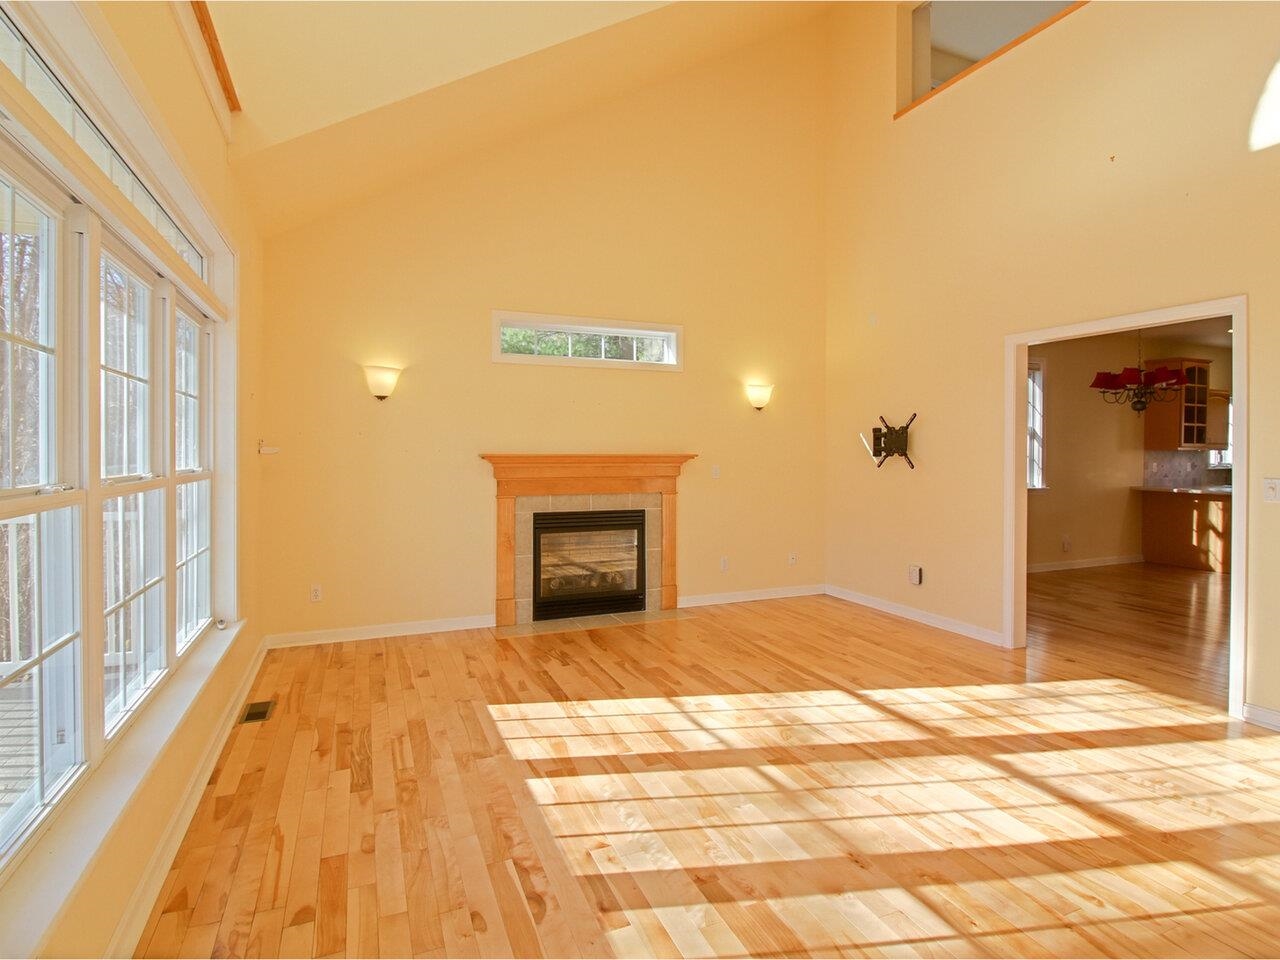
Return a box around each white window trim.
[492,309,684,372]
[1027,358,1047,491]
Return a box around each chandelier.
[1089,354,1186,411]
[1089,333,1186,411]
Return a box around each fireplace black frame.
[532,510,646,620]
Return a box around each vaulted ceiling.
[205,1,828,235]
[207,1,666,152]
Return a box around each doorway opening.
[1003,297,1247,717]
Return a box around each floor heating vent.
[239,700,275,724]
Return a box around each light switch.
[1265,478,1280,503]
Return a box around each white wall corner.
[824,584,1011,648]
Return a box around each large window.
[0,149,221,862]
[0,2,232,886]
[1027,359,1046,490]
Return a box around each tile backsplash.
[1144,449,1228,488]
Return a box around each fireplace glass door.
[533,510,645,620]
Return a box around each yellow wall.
[1027,333,1145,568]
[19,2,1280,950]
[824,1,1280,706]
[257,20,828,635]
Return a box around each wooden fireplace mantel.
[480,453,697,625]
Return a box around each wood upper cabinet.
[1143,357,1212,451]
[1206,389,1231,450]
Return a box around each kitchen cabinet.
[1206,389,1231,450]
[1137,487,1231,572]
[1143,357,1212,451]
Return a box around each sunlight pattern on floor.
[494,681,1280,958]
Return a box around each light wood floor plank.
[137,564,1280,958]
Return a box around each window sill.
[1029,485,1050,492]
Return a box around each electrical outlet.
[720,556,729,572]
[310,584,323,602]
[788,552,798,566]
[1062,534,1072,554]
[908,564,923,586]
[1266,478,1280,503]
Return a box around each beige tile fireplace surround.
[480,454,697,626]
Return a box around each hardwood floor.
[136,570,1280,959]
[1027,562,1229,707]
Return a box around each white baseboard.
[1243,703,1280,731]
[104,629,267,958]
[823,584,1010,648]
[1027,554,1144,574]
[678,584,825,608]
[264,614,496,649]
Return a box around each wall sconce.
[745,383,774,411]
[363,365,402,400]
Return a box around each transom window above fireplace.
[493,310,682,371]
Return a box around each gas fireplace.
[532,510,645,620]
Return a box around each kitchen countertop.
[1132,485,1232,496]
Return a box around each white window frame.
[492,310,684,372]
[97,233,168,738]
[0,139,86,869]
[172,297,212,654]
[1027,358,1046,490]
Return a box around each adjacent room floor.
[136,579,1276,959]
[1027,561,1230,708]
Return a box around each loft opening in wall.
[897,1,1086,117]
